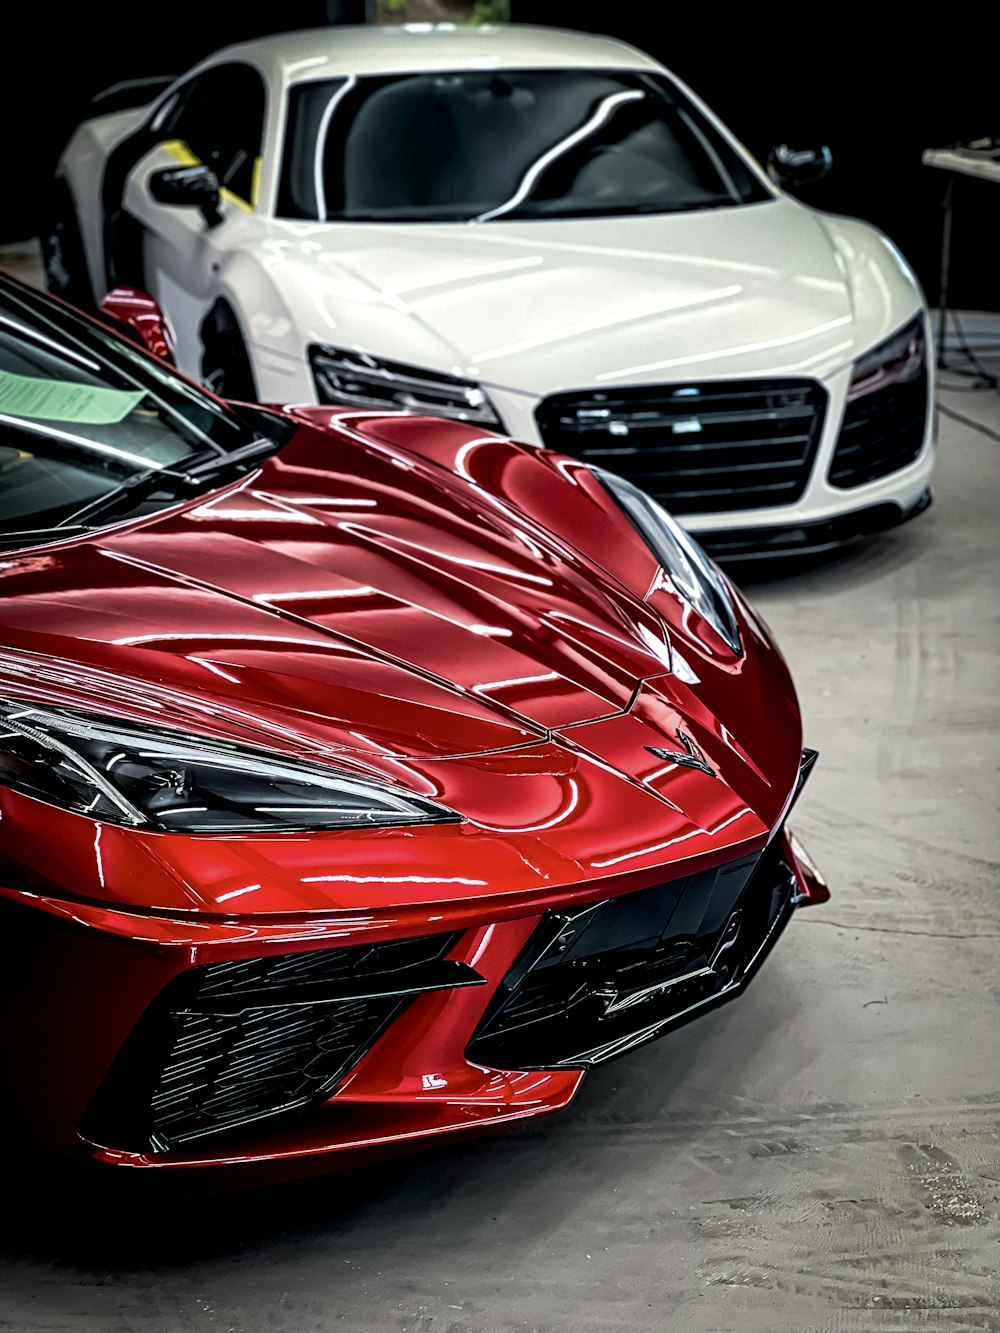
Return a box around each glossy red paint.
[0,341,827,1182]
[785,827,831,906]
[99,286,175,362]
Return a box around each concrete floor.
[0,245,998,1331]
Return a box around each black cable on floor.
[938,400,1000,444]
[940,311,1000,394]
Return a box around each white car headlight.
[0,702,457,833]
[593,468,743,656]
[309,345,502,427]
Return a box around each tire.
[200,302,257,402]
[40,184,96,311]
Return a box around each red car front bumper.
[0,808,827,1188]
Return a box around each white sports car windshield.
[277,69,769,223]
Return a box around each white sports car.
[49,23,934,555]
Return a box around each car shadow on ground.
[718,519,933,600]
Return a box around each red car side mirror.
[99,287,175,364]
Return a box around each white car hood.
[266,198,912,397]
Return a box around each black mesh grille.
[82,931,481,1152]
[145,997,403,1148]
[828,368,928,488]
[467,829,801,1072]
[535,379,827,515]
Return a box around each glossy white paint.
[56,23,934,535]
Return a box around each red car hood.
[0,411,805,918]
[0,412,685,763]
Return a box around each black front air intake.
[535,379,827,515]
[467,752,818,1071]
[82,932,482,1153]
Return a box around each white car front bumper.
[487,353,935,557]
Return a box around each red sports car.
[0,276,827,1186]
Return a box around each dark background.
[3,2,997,309]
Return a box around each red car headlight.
[592,466,743,656]
[0,701,458,833]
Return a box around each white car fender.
[218,237,470,406]
[815,211,926,352]
[210,249,317,404]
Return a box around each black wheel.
[40,183,95,311]
[200,302,257,402]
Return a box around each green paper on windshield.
[0,370,144,425]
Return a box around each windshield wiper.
[497,196,740,222]
[64,465,201,529]
[0,524,90,551]
[632,197,737,214]
[185,433,281,478]
[63,435,280,530]
[0,457,243,548]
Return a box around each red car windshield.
[277,68,769,224]
[0,280,288,547]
